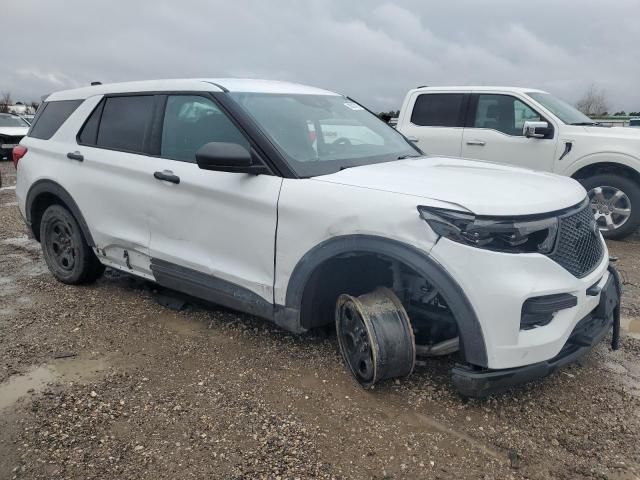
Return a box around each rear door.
[460,93,558,171]
[398,92,467,157]
[145,94,282,309]
[73,94,159,277]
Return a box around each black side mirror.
[195,142,269,174]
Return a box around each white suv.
[397,86,640,239]
[14,79,621,397]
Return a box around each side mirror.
[523,121,550,139]
[195,142,268,174]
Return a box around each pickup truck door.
[145,94,282,314]
[461,93,558,172]
[398,92,467,157]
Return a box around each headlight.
[418,206,558,253]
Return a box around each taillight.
[12,145,27,168]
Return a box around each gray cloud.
[4,0,640,112]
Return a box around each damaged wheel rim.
[338,301,375,384]
[336,287,415,389]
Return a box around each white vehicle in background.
[397,86,640,239]
[14,79,621,397]
[0,113,30,161]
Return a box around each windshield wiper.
[397,154,422,160]
[570,121,600,126]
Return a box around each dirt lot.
[1,161,639,480]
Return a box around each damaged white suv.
[15,79,621,397]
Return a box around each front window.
[0,114,29,127]
[526,92,594,125]
[630,119,640,127]
[474,94,542,136]
[229,93,419,177]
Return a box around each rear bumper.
[451,265,622,398]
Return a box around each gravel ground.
[1,161,639,479]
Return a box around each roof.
[412,86,548,94]
[46,78,341,101]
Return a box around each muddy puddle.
[0,356,108,411]
[622,316,640,339]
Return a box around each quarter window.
[474,94,541,136]
[28,100,82,140]
[410,93,464,127]
[96,95,154,153]
[160,95,249,162]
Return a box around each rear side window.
[96,96,154,153]
[28,100,82,140]
[410,93,464,127]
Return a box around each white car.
[397,86,640,239]
[0,113,30,160]
[14,79,621,397]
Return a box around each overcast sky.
[4,0,640,112]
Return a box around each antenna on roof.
[90,81,102,86]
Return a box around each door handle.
[67,151,84,161]
[153,170,180,184]
[466,140,486,146]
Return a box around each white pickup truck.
[397,86,640,239]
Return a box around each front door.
[146,94,282,308]
[461,93,558,172]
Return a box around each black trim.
[25,180,95,246]
[150,258,274,320]
[282,234,488,366]
[452,265,621,397]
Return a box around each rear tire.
[579,174,640,240]
[40,204,104,284]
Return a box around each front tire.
[580,174,640,240]
[40,204,104,284]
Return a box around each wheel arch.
[567,154,640,185]
[25,179,95,246]
[279,234,488,367]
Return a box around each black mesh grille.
[548,204,604,278]
[0,135,24,145]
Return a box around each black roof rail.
[416,85,429,89]
[90,81,102,86]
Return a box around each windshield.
[526,92,595,125]
[229,93,419,177]
[0,114,29,127]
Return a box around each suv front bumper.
[451,265,622,397]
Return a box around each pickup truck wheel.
[40,204,105,284]
[580,174,640,240]
[335,287,415,388]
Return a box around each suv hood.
[315,157,586,216]
[0,127,29,137]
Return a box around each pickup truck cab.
[397,86,640,239]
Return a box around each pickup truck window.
[229,93,418,177]
[474,94,540,136]
[526,92,593,125]
[410,93,464,127]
